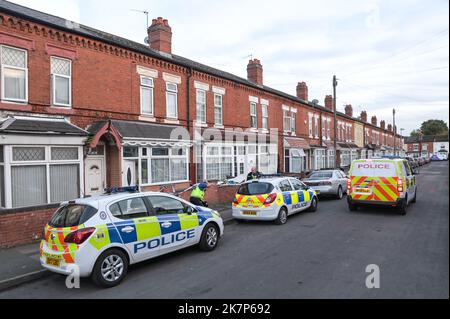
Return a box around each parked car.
[430,154,441,161]
[417,157,426,166]
[302,169,348,199]
[405,157,419,173]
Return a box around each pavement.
[0,203,233,292]
[0,161,448,298]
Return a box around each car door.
[289,178,311,212]
[278,179,294,214]
[336,170,347,192]
[108,196,160,262]
[147,195,199,255]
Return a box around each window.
[196,89,206,123]
[290,179,306,191]
[138,146,188,185]
[51,57,71,107]
[166,82,178,119]
[250,102,257,128]
[110,197,148,220]
[214,94,223,125]
[237,182,274,195]
[204,145,233,180]
[308,115,313,137]
[148,195,186,215]
[283,109,291,132]
[291,112,296,133]
[4,145,82,208]
[261,103,268,129]
[1,45,27,102]
[123,147,138,158]
[413,144,419,151]
[278,179,293,192]
[140,76,154,115]
[49,204,97,227]
[314,117,319,137]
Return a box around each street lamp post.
[333,75,338,168]
[393,108,396,156]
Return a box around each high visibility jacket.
[190,186,205,200]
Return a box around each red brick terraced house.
[0,1,403,247]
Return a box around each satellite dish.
[312,99,319,105]
[144,36,149,44]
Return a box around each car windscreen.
[238,182,274,195]
[350,161,397,177]
[49,204,98,227]
[308,172,333,180]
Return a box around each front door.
[122,160,137,187]
[85,157,105,196]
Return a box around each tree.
[420,120,448,136]
[410,129,421,137]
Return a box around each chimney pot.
[360,111,367,122]
[247,58,263,85]
[371,116,377,126]
[345,104,353,117]
[380,120,385,129]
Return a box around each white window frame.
[1,45,28,103]
[50,56,72,107]
[196,89,207,124]
[283,109,291,132]
[290,109,297,134]
[261,103,268,130]
[140,76,154,116]
[308,114,313,137]
[2,145,83,208]
[166,82,178,119]
[250,102,257,128]
[214,93,223,126]
[314,116,319,138]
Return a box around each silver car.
[302,170,348,199]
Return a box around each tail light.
[397,179,404,193]
[347,178,351,191]
[264,193,278,205]
[64,227,96,245]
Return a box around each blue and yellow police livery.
[39,190,224,287]
[232,177,319,225]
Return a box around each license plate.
[355,188,371,193]
[242,211,257,216]
[46,257,61,267]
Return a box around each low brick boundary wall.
[0,184,238,248]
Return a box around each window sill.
[139,115,156,122]
[164,118,180,125]
[0,101,32,112]
[214,124,224,129]
[194,121,208,128]
[48,106,74,115]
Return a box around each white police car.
[232,177,318,224]
[39,187,224,287]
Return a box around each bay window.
[51,56,71,107]
[1,45,27,102]
[204,145,234,181]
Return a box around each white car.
[40,188,224,287]
[232,177,319,225]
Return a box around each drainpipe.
[186,67,194,183]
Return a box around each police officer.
[190,182,208,207]
[246,167,261,181]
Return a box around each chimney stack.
[371,116,377,126]
[345,104,353,117]
[147,17,172,54]
[296,82,308,101]
[247,59,263,85]
[324,95,333,110]
[387,124,392,131]
[360,111,367,122]
[380,120,385,129]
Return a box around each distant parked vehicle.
[405,157,419,174]
[303,169,348,199]
[417,157,426,166]
[430,154,441,161]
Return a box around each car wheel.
[412,187,417,203]
[199,223,219,251]
[274,207,288,225]
[336,186,343,199]
[307,196,318,212]
[92,248,128,288]
[398,198,408,215]
[348,202,357,211]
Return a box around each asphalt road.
[1,161,448,299]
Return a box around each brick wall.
[0,207,55,248]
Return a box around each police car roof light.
[104,186,139,194]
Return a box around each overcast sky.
[10,0,449,135]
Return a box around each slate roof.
[0,116,88,135]
[404,135,449,143]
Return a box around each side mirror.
[186,206,195,215]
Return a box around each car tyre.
[307,196,318,212]
[336,186,343,199]
[412,187,417,203]
[274,207,288,225]
[199,223,219,251]
[348,202,358,211]
[92,248,128,288]
[398,198,408,215]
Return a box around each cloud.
[8,0,449,134]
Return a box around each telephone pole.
[333,75,338,168]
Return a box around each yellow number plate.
[242,211,257,216]
[46,257,61,267]
[355,188,371,193]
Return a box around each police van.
[232,177,318,224]
[39,187,224,287]
[347,158,417,214]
